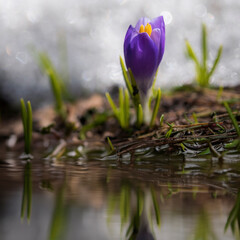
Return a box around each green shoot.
[166,123,174,138]
[37,52,68,120]
[137,104,143,128]
[224,102,240,136]
[151,187,161,227]
[150,88,161,128]
[120,56,133,95]
[107,137,115,151]
[192,112,198,123]
[217,86,224,101]
[185,23,223,87]
[105,93,118,117]
[21,162,32,222]
[20,99,33,155]
[225,191,240,237]
[105,88,130,129]
[159,114,164,127]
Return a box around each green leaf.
[124,89,130,128]
[20,99,28,152]
[224,101,240,136]
[137,104,143,128]
[202,23,208,71]
[192,112,198,123]
[165,123,174,138]
[119,88,125,128]
[105,92,119,119]
[120,56,133,96]
[26,101,32,154]
[225,191,240,233]
[128,68,141,109]
[159,114,164,127]
[150,88,161,128]
[198,147,211,156]
[21,162,32,222]
[107,137,115,151]
[185,40,201,69]
[225,139,240,149]
[151,187,161,227]
[208,45,223,79]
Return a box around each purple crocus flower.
[124,16,165,97]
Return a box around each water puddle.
[1,148,240,240]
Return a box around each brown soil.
[0,86,239,154]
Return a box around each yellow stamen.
[139,23,152,37]
[139,25,144,33]
[144,23,152,36]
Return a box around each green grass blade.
[26,101,32,154]
[119,88,125,128]
[225,191,240,233]
[49,71,65,118]
[185,40,201,69]
[26,162,32,222]
[192,112,198,123]
[151,187,161,227]
[150,88,161,128]
[20,99,28,153]
[137,104,143,128]
[159,114,164,127]
[224,102,240,136]
[217,85,224,101]
[120,56,133,96]
[105,92,119,119]
[208,45,223,79]
[202,23,208,71]
[107,137,115,151]
[124,89,130,128]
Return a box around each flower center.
[139,23,152,37]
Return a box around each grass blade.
[105,92,119,119]
[150,88,161,128]
[137,104,143,128]
[159,114,164,127]
[185,40,201,69]
[208,45,223,79]
[20,99,28,153]
[202,23,208,71]
[26,101,32,154]
[151,187,161,227]
[107,137,115,151]
[120,56,133,96]
[224,102,240,136]
[119,88,125,128]
[124,89,130,128]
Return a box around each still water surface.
[1,147,240,240]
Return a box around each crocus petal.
[124,32,158,94]
[149,16,165,30]
[124,25,139,49]
[135,17,150,31]
[150,28,165,65]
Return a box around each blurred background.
[0,0,240,108]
